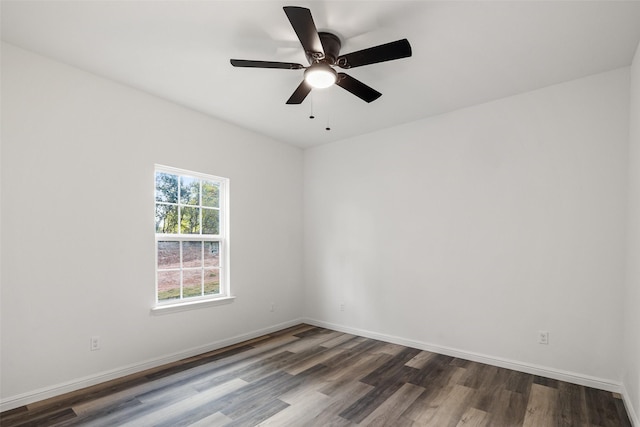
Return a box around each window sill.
[151,296,236,315]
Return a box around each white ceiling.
[3,1,640,148]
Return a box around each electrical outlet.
[340,303,345,312]
[270,302,276,312]
[90,336,101,351]
[538,331,549,345]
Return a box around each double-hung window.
[154,165,229,306]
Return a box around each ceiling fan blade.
[335,73,381,103]
[286,80,313,104]
[337,39,412,69]
[283,6,324,60]
[230,59,304,70]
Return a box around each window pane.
[183,269,202,298]
[155,167,228,304]
[155,204,178,233]
[180,206,200,234]
[180,176,200,205]
[202,181,219,207]
[157,270,180,300]
[155,172,178,203]
[204,241,219,267]
[202,208,219,234]
[204,268,220,295]
[157,241,180,269]
[182,241,202,268]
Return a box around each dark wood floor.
[0,324,632,426]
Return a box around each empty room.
[1,1,640,426]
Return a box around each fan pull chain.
[309,95,315,119]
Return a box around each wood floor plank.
[277,363,335,404]
[533,375,559,389]
[335,335,369,350]
[358,382,425,426]
[118,378,247,427]
[235,351,298,383]
[373,342,408,356]
[55,397,145,427]
[222,398,289,427]
[360,347,422,387]
[291,326,328,339]
[585,386,626,427]
[214,364,327,424]
[282,345,343,376]
[522,383,558,427]
[3,408,77,427]
[449,358,473,369]
[270,323,316,338]
[1,324,632,427]
[186,411,233,427]
[403,383,474,426]
[301,380,373,427]
[339,380,406,423]
[470,366,512,413]
[456,407,491,427]
[408,353,457,389]
[405,350,436,369]
[322,342,390,372]
[319,333,358,349]
[217,371,297,419]
[484,388,528,426]
[189,347,300,393]
[284,330,343,353]
[460,362,499,391]
[340,348,422,423]
[319,353,391,397]
[556,381,588,426]
[255,390,330,426]
[147,371,290,427]
[249,331,302,352]
[505,370,534,396]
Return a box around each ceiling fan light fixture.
[230,7,412,104]
[304,63,337,89]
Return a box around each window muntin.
[154,166,228,305]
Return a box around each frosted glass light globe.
[304,63,337,89]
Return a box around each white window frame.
[152,165,232,312]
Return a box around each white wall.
[304,68,630,386]
[0,43,304,407]
[624,40,640,424]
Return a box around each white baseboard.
[303,318,623,393]
[621,384,640,427]
[0,318,304,413]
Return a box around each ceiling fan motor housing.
[313,32,342,65]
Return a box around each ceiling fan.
[230,6,412,104]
